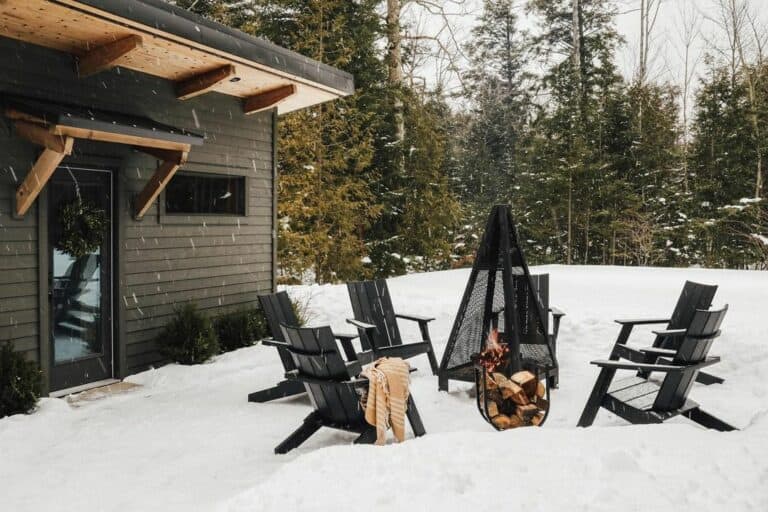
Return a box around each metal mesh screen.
[439,205,555,383]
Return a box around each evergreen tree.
[524,0,625,264]
[458,0,532,244]
[688,59,768,268]
[251,0,384,283]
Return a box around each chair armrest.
[651,329,687,337]
[591,356,720,373]
[395,313,435,323]
[614,318,671,325]
[284,369,368,388]
[261,338,289,349]
[333,332,360,342]
[640,347,677,357]
[346,318,376,331]
[549,306,566,318]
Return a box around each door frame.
[38,165,117,394]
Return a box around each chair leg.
[684,407,737,432]
[354,426,378,445]
[417,321,440,376]
[695,371,725,385]
[248,379,306,403]
[406,395,426,437]
[438,373,449,392]
[274,412,322,454]
[577,367,617,427]
[548,367,559,389]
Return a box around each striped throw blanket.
[360,357,411,445]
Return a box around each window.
[165,173,246,215]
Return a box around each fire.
[477,328,509,372]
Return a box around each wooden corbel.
[13,121,75,217]
[133,147,189,220]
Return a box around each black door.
[49,168,113,391]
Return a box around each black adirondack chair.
[490,273,566,388]
[347,279,440,375]
[250,291,361,403]
[613,280,723,385]
[274,324,426,454]
[577,306,736,431]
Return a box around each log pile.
[481,370,548,429]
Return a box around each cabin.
[0,0,353,395]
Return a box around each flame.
[487,328,500,350]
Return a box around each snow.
[1,265,767,512]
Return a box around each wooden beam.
[16,140,74,217]
[243,84,296,115]
[5,108,48,125]
[52,125,190,152]
[76,34,143,78]
[14,121,72,153]
[176,64,237,100]
[135,146,188,163]
[133,151,188,219]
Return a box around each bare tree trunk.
[567,171,573,265]
[386,0,405,156]
[571,0,582,104]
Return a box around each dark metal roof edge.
[68,0,355,95]
[2,94,205,146]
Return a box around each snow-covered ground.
[1,265,766,511]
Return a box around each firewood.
[536,381,546,399]
[486,374,498,390]
[534,396,549,411]
[515,403,539,422]
[491,372,510,389]
[531,413,544,426]
[500,381,529,405]
[492,414,522,430]
[511,371,538,397]
[487,401,499,418]
[491,414,512,429]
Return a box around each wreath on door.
[56,199,108,258]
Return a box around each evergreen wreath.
[56,199,108,258]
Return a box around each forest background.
[173,0,768,282]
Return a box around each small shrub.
[290,295,311,327]
[214,308,268,352]
[0,343,42,418]
[158,304,219,365]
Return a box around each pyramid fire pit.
[439,205,556,430]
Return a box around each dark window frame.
[162,171,248,218]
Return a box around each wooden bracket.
[14,121,71,153]
[243,84,296,115]
[76,34,143,78]
[15,138,74,217]
[176,64,236,100]
[133,150,189,220]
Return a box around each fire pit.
[439,205,557,430]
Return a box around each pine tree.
[252,0,384,283]
[688,59,768,268]
[525,0,625,265]
[458,0,532,241]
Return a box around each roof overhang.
[0,0,354,114]
[4,96,205,219]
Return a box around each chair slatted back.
[521,273,550,340]
[654,306,728,411]
[258,292,300,371]
[347,280,402,350]
[496,273,550,339]
[280,325,364,427]
[657,281,717,349]
[258,291,299,342]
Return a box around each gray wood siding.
[0,38,275,380]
